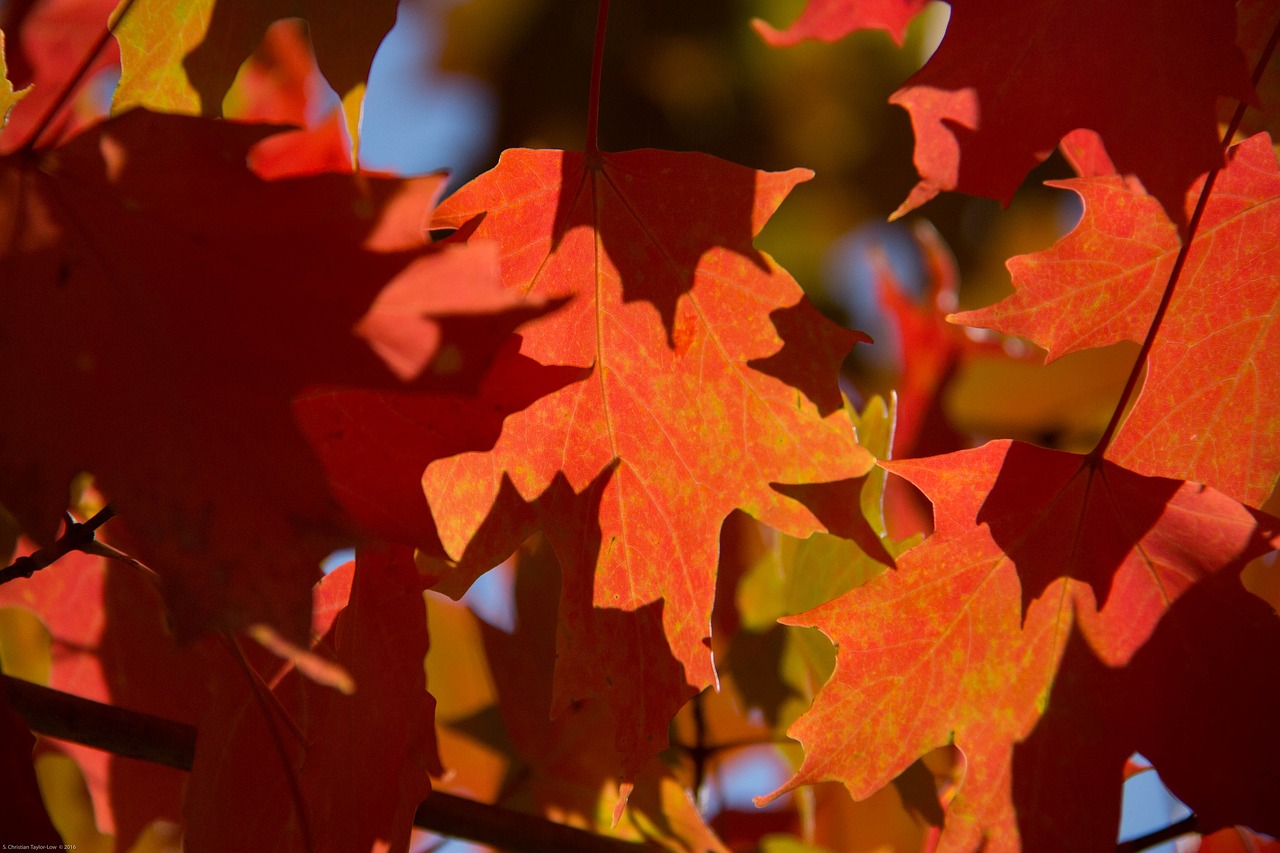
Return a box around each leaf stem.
[1090,14,1280,459]
[3,673,658,851]
[18,0,140,152]
[585,0,610,155]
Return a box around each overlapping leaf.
[726,396,905,731]
[1198,827,1280,853]
[186,546,438,853]
[1232,0,1280,140]
[0,109,554,642]
[1012,574,1280,848]
[884,0,1252,228]
[110,0,399,150]
[0,0,119,152]
[472,535,730,850]
[762,440,1280,850]
[955,133,1280,507]
[424,147,876,780]
[0,541,208,848]
[0,32,31,128]
[752,0,928,47]
[222,20,351,180]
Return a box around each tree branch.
[0,505,119,586]
[3,674,656,852]
[3,674,194,769]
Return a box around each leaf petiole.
[585,0,610,155]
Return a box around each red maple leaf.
[1013,573,1280,848]
[0,110,554,642]
[1198,827,1280,853]
[184,546,439,852]
[223,20,354,180]
[873,221,1001,461]
[0,0,118,152]
[886,0,1253,230]
[468,535,730,845]
[752,0,929,47]
[954,133,1280,507]
[296,337,586,557]
[424,147,877,780]
[110,0,399,150]
[760,440,1279,850]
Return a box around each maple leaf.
[1231,0,1280,140]
[884,0,1253,230]
[466,534,730,850]
[0,109,554,642]
[954,133,1280,507]
[751,0,929,47]
[760,440,1279,851]
[295,339,587,556]
[1012,574,1280,849]
[0,32,32,128]
[223,21,352,180]
[1058,3,1279,177]
[422,146,876,780]
[871,221,1004,462]
[110,0,398,152]
[0,0,119,152]
[185,546,438,853]
[0,540,208,848]
[1198,827,1280,853]
[725,396,908,731]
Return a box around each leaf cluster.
[1,1,1278,852]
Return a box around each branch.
[2,674,656,852]
[413,789,654,853]
[0,505,118,586]
[3,674,194,769]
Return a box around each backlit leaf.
[886,0,1252,229]
[422,146,877,782]
[763,440,1279,850]
[955,134,1280,507]
[0,110,552,642]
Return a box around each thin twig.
[0,505,117,586]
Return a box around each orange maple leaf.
[955,133,1280,507]
[762,440,1279,850]
[424,147,877,780]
